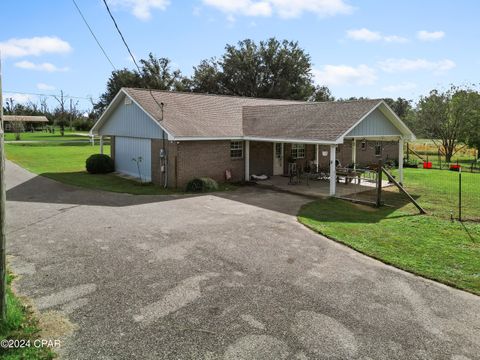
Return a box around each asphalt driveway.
[5,161,480,359]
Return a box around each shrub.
[86,154,114,174]
[186,177,219,192]
[73,118,95,131]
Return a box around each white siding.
[115,137,151,182]
[346,108,402,137]
[99,95,165,139]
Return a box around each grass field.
[0,274,55,359]
[298,168,480,295]
[406,138,479,171]
[5,142,235,195]
[5,130,92,142]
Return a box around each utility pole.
[0,52,7,322]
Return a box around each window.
[375,142,382,156]
[275,143,282,159]
[291,143,305,159]
[230,141,243,159]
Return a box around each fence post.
[458,167,462,221]
[376,160,383,207]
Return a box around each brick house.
[90,88,415,195]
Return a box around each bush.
[186,177,219,192]
[73,118,95,131]
[86,154,114,174]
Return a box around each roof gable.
[242,100,383,142]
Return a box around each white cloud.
[14,60,69,72]
[0,36,71,58]
[3,93,34,105]
[108,0,170,20]
[417,30,445,41]
[37,83,56,91]
[313,64,377,86]
[346,28,408,43]
[202,0,353,19]
[378,58,455,73]
[382,82,417,93]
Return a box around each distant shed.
[2,115,49,131]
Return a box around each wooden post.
[458,167,462,221]
[376,160,383,207]
[99,135,104,154]
[0,53,6,322]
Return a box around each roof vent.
[124,97,132,105]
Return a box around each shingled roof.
[3,115,49,123]
[92,88,414,142]
[123,88,299,138]
[242,99,383,142]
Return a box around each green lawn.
[298,168,480,295]
[5,143,235,195]
[0,274,55,359]
[5,130,92,142]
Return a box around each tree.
[311,85,334,102]
[417,86,477,162]
[190,58,223,94]
[458,91,480,159]
[96,54,185,113]
[190,38,330,101]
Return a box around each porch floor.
[253,175,392,199]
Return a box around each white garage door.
[115,136,151,182]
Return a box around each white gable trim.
[337,100,415,142]
[90,88,174,140]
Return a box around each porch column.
[330,144,336,196]
[99,135,104,154]
[315,144,319,172]
[352,139,357,170]
[398,137,404,184]
[244,140,250,181]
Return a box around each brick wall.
[316,140,399,169]
[163,140,245,188]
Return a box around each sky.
[0,0,479,111]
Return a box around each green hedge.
[86,154,114,174]
[186,177,219,192]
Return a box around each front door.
[273,142,284,175]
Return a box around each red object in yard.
[423,161,432,169]
[450,164,461,171]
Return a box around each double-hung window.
[230,141,243,159]
[291,144,305,159]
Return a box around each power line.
[4,91,96,101]
[101,0,140,73]
[72,0,116,70]
[101,0,165,113]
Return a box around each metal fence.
[338,163,479,223]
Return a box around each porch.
[245,138,403,198]
[252,174,392,199]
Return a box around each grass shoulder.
[0,274,55,359]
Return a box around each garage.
[114,136,151,182]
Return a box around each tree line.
[3,37,479,160]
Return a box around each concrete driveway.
[5,161,480,359]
